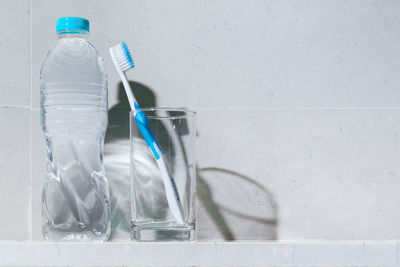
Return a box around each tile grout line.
[30,107,400,112]
[28,0,33,241]
[192,106,400,111]
[102,106,400,111]
[0,105,31,109]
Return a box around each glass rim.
[129,107,196,119]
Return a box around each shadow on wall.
[197,167,278,240]
[104,81,278,240]
[103,81,154,240]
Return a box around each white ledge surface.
[1,241,399,266]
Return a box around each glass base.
[131,225,195,241]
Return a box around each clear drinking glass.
[130,108,196,241]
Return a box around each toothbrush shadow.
[104,81,277,240]
[168,109,278,240]
[197,167,278,240]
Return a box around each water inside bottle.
[40,34,110,241]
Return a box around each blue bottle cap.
[56,17,89,34]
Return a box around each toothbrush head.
[110,42,135,72]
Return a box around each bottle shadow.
[104,81,278,240]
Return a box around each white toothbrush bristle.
[111,42,135,72]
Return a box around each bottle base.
[43,228,110,242]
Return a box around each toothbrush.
[109,42,185,224]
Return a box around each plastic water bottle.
[40,17,110,241]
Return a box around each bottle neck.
[57,33,88,39]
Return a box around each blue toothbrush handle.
[133,103,185,223]
[133,104,163,159]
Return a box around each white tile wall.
[0,108,30,240]
[1,0,400,241]
[31,0,400,109]
[0,0,30,240]
[197,109,400,239]
[0,0,30,106]
[30,110,44,240]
